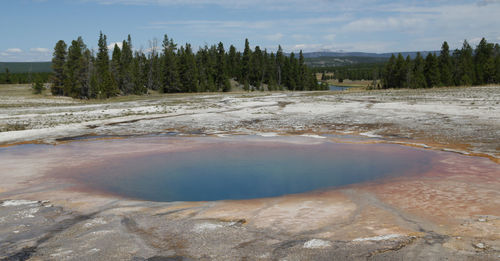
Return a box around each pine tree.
[51,40,67,95]
[439,41,453,86]
[120,35,135,94]
[241,39,251,83]
[81,48,92,98]
[265,52,276,88]
[395,53,408,88]
[96,31,117,98]
[410,52,426,88]
[215,42,226,91]
[178,44,198,92]
[223,78,231,92]
[456,40,475,86]
[286,52,298,90]
[32,76,44,94]
[63,37,88,98]
[382,54,396,88]
[161,34,180,93]
[474,38,495,84]
[111,44,122,93]
[249,46,263,89]
[495,44,500,83]
[276,45,284,88]
[227,45,239,79]
[131,51,147,95]
[424,53,440,88]
[298,50,307,90]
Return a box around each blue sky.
[1,0,500,61]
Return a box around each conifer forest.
[48,33,324,99]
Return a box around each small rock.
[303,239,332,249]
[473,242,486,249]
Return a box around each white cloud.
[265,33,284,42]
[6,48,23,53]
[324,34,336,41]
[30,48,50,53]
[108,42,123,50]
[291,34,312,41]
[468,37,483,45]
[342,16,425,32]
[84,0,360,11]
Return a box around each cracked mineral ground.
[0,85,499,260]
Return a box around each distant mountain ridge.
[302,51,440,59]
[1,51,440,72]
[0,62,52,73]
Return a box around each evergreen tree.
[410,52,426,88]
[96,31,117,98]
[131,51,147,94]
[222,78,231,92]
[32,76,44,94]
[81,48,92,98]
[111,44,122,93]
[241,39,251,83]
[456,40,475,86]
[227,45,239,79]
[298,50,307,90]
[161,35,180,93]
[474,38,495,84]
[382,54,396,88]
[120,35,135,94]
[495,44,500,83]
[395,53,408,88]
[146,39,162,91]
[64,38,86,98]
[249,46,263,89]
[51,40,67,95]
[178,44,198,92]
[215,42,226,91]
[439,41,453,86]
[276,45,284,88]
[424,53,440,88]
[265,52,277,88]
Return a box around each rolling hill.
[0,62,52,73]
[0,50,440,72]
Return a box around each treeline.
[0,68,51,84]
[382,38,500,89]
[50,32,323,99]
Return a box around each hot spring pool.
[46,137,435,202]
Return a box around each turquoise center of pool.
[68,140,432,201]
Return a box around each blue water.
[329,85,351,91]
[67,140,433,202]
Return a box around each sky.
[1,0,500,62]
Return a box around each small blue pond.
[64,139,433,202]
[329,85,351,91]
